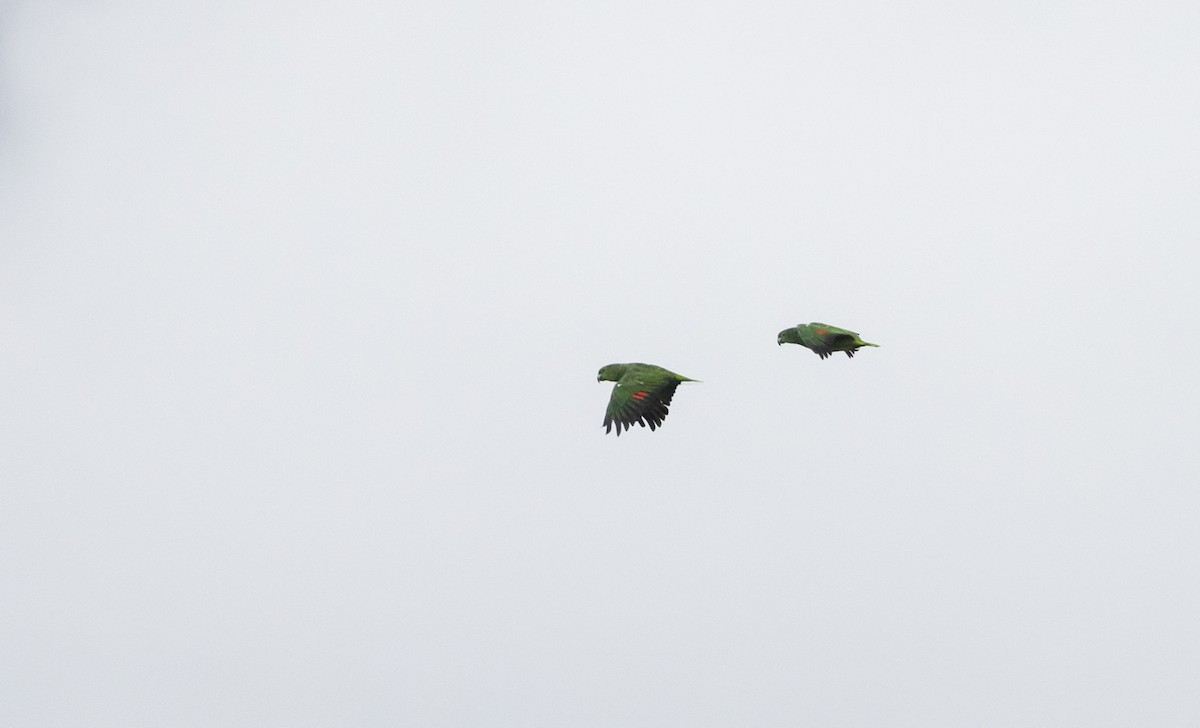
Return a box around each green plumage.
[597,363,697,436]
[777,322,879,359]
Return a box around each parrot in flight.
[777,323,879,359]
[597,363,698,436]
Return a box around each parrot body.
[596,363,697,436]
[778,322,879,359]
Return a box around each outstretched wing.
[804,323,863,359]
[603,369,682,436]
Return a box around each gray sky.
[2,1,1199,726]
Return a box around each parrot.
[596,363,698,436]
[777,322,879,359]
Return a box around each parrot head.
[597,364,626,382]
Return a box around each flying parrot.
[596,363,698,436]
[777,322,879,359]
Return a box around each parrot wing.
[603,366,684,436]
[803,323,863,359]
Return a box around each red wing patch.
[631,391,650,400]
[816,328,828,335]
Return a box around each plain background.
[2,1,1198,726]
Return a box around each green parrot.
[777,322,879,359]
[597,363,698,436]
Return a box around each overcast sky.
[2,1,1199,726]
